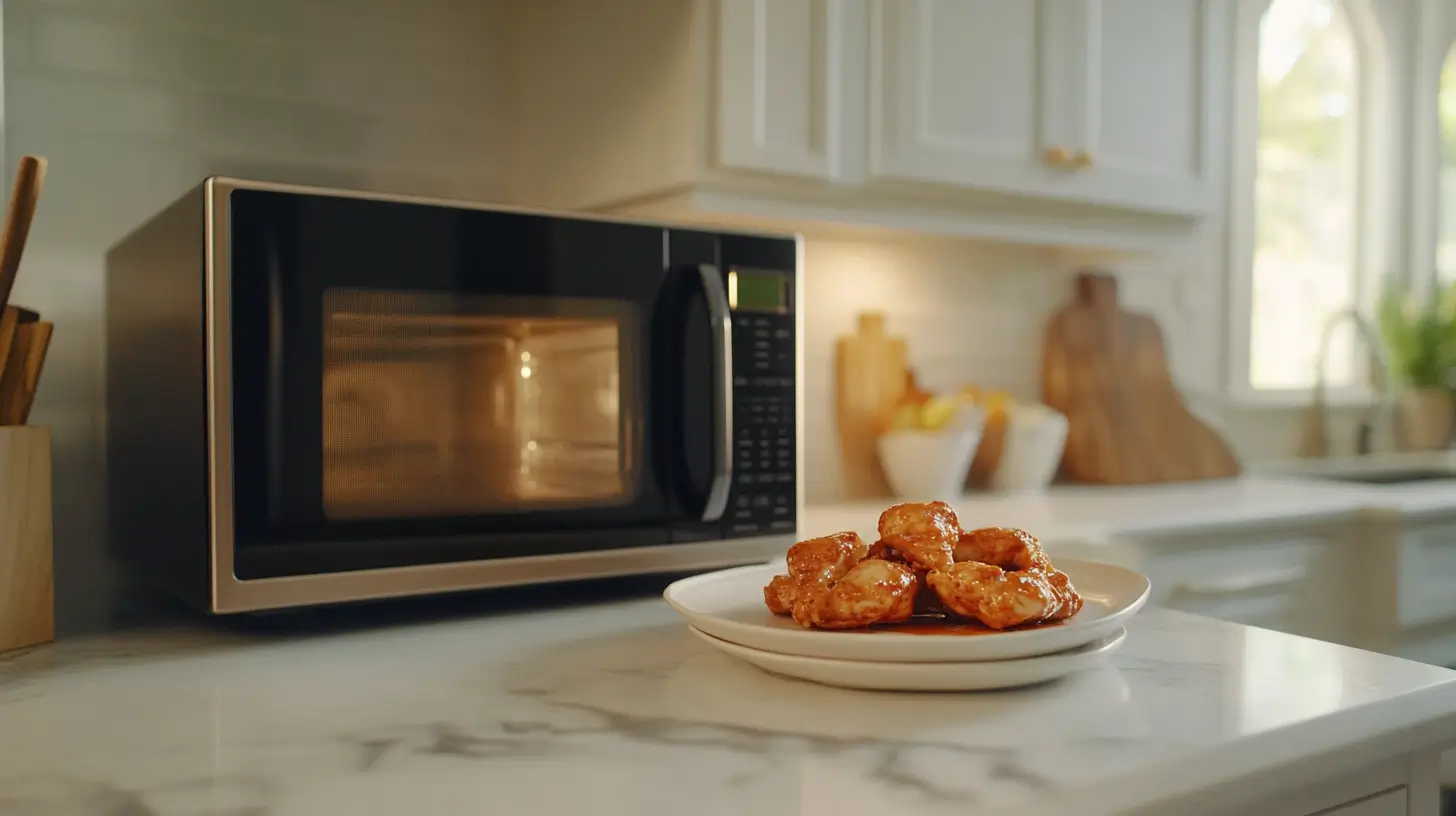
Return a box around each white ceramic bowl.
[877,405,985,500]
[991,404,1069,493]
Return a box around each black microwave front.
[106,177,801,613]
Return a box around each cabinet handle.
[1071,150,1094,169]
[1174,566,1308,596]
[1043,147,1072,167]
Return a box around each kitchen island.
[1,597,1454,815]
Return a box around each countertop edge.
[1060,683,1456,816]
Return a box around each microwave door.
[658,263,736,537]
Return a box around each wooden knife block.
[0,425,53,655]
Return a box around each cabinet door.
[1049,0,1225,214]
[868,0,1056,194]
[716,0,859,181]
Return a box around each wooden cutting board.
[1041,271,1239,484]
[835,312,906,499]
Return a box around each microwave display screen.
[320,287,638,521]
[729,269,788,313]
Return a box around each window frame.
[1226,0,1395,406]
[1425,17,1456,291]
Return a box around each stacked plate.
[663,558,1151,691]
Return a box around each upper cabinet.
[869,0,1226,215]
[505,0,1232,249]
[1069,0,1227,214]
[716,0,854,181]
[869,1,1049,195]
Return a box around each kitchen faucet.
[1296,306,1393,457]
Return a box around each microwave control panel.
[726,267,796,538]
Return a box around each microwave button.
[770,520,795,532]
[775,473,792,483]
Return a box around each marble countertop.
[3,599,1456,816]
[803,476,1378,547]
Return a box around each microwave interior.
[320,287,636,521]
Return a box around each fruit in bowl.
[887,393,967,433]
[877,391,985,500]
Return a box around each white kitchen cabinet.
[506,0,1229,251]
[1050,517,1361,647]
[868,1,1048,196]
[716,0,855,181]
[1084,0,1227,213]
[868,0,1226,215]
[1355,510,1456,667]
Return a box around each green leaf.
[1378,279,1456,390]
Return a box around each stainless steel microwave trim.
[200,176,804,614]
[697,263,734,522]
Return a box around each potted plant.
[1376,281,1456,451]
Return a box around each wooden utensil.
[1041,271,1239,484]
[0,321,51,425]
[0,307,19,401]
[0,156,47,314]
[0,318,34,425]
[835,312,908,499]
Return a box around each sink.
[1259,452,1456,486]
[1310,468,1456,486]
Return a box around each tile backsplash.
[3,0,506,634]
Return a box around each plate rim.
[663,557,1150,657]
[689,623,1130,670]
[687,624,1130,690]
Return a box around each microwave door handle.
[697,263,733,522]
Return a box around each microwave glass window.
[320,288,637,521]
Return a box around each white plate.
[663,558,1149,663]
[690,625,1128,691]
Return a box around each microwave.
[105,177,802,614]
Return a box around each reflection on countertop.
[2,597,1454,815]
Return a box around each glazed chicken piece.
[865,539,905,563]
[876,501,959,572]
[763,532,866,618]
[762,532,920,629]
[763,574,797,615]
[1042,569,1083,621]
[948,527,1082,623]
[926,562,1063,630]
[954,527,1053,572]
[802,558,919,629]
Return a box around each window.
[1232,0,1385,397]
[1438,49,1456,281]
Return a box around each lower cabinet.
[1049,517,1361,647]
[1355,511,1456,666]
